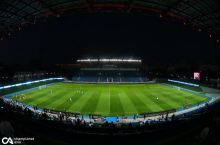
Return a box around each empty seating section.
[72,71,148,82]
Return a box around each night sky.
[0,12,219,66]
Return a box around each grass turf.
[11,83,208,116]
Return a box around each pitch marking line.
[109,85,111,114]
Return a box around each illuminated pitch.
[10,83,208,116]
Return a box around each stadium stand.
[72,58,148,82]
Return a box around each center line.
[109,85,111,114]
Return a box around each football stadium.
[0,1,220,145]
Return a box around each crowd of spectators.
[1,97,220,145]
[1,98,179,129]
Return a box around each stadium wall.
[0,78,63,96]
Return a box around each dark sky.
[0,12,219,66]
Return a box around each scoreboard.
[194,72,200,80]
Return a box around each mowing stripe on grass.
[125,90,151,114]
[69,91,95,112]
[80,90,101,114]
[148,91,174,110]
[159,92,184,108]
[56,90,88,112]
[159,87,187,105]
[46,91,75,110]
[16,89,52,104]
[179,93,207,106]
[96,89,110,115]
[118,91,138,114]
[33,90,69,108]
[110,90,124,116]
[136,90,163,112]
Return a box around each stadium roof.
[0,0,220,41]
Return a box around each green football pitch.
[11,83,208,116]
